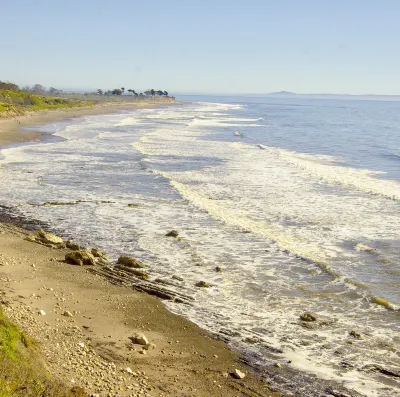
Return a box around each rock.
[125,367,133,374]
[128,203,140,207]
[65,250,96,266]
[349,330,362,339]
[172,275,184,281]
[91,248,109,260]
[274,363,282,368]
[195,281,209,288]
[117,256,145,269]
[38,309,46,316]
[355,243,376,253]
[231,369,245,379]
[26,229,64,247]
[130,334,149,345]
[300,312,317,322]
[165,230,179,237]
[66,240,81,250]
[62,311,73,317]
[139,350,147,355]
[115,265,149,278]
[215,266,222,272]
[143,343,156,351]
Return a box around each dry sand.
[0,105,278,397]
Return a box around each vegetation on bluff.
[0,307,85,396]
[0,80,174,117]
[0,81,92,118]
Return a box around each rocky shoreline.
[0,220,280,397]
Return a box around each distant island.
[259,91,400,101]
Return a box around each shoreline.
[0,100,176,147]
[0,218,279,397]
[0,101,371,397]
[0,103,279,396]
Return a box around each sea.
[0,96,399,396]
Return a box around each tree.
[112,88,123,95]
[150,89,155,96]
[121,87,125,94]
[163,91,168,96]
[48,87,61,96]
[0,81,19,91]
[97,89,103,95]
[31,84,46,95]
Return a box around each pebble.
[232,369,246,379]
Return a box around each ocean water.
[0,97,399,396]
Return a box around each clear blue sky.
[1,0,400,94]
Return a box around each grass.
[0,90,92,117]
[0,307,86,396]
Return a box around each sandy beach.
[0,101,174,147]
[0,105,278,397]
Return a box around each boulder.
[231,369,245,379]
[165,230,179,237]
[300,312,317,322]
[91,248,109,260]
[65,250,96,266]
[26,229,64,246]
[66,240,81,250]
[117,256,145,269]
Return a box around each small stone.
[349,330,362,339]
[231,369,245,379]
[38,309,46,316]
[125,367,133,374]
[143,343,156,351]
[195,281,209,288]
[274,363,282,368]
[165,230,179,237]
[130,334,149,345]
[139,350,147,355]
[215,266,222,272]
[62,311,73,317]
[78,342,85,348]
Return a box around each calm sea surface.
[1,96,399,396]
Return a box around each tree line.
[1,80,172,99]
[0,81,63,96]
[96,87,169,97]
